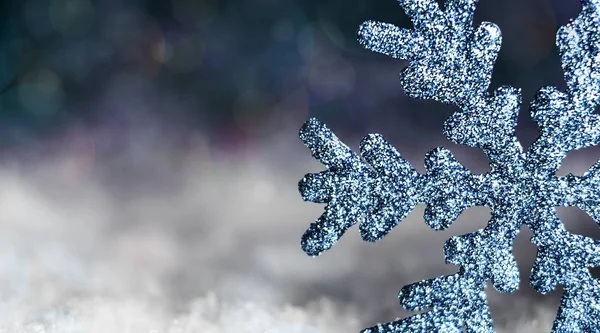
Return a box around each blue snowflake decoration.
[297,0,600,332]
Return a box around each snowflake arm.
[525,0,600,330]
[360,227,521,332]
[299,118,496,255]
[358,0,524,172]
[357,0,500,107]
[359,213,522,332]
[529,0,600,174]
[530,163,600,331]
[363,272,493,333]
[553,275,600,332]
[299,118,419,256]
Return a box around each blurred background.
[0,0,598,332]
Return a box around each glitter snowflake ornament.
[297,0,600,332]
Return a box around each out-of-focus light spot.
[102,8,166,79]
[272,20,295,42]
[18,69,64,116]
[102,8,144,53]
[171,0,217,27]
[22,0,53,37]
[164,37,203,73]
[138,20,167,79]
[49,0,95,37]
[94,40,114,63]
[297,24,314,60]
[54,41,96,83]
[151,39,167,64]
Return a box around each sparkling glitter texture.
[298,0,600,332]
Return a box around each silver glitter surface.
[298,0,600,332]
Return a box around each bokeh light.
[163,36,204,73]
[18,69,64,116]
[49,0,95,37]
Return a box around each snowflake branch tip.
[443,227,520,293]
[556,0,600,109]
[298,119,420,255]
[443,86,521,151]
[531,229,600,294]
[358,133,420,242]
[528,0,600,169]
[362,272,494,332]
[552,276,600,332]
[357,0,501,105]
[357,21,418,60]
[299,118,361,170]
